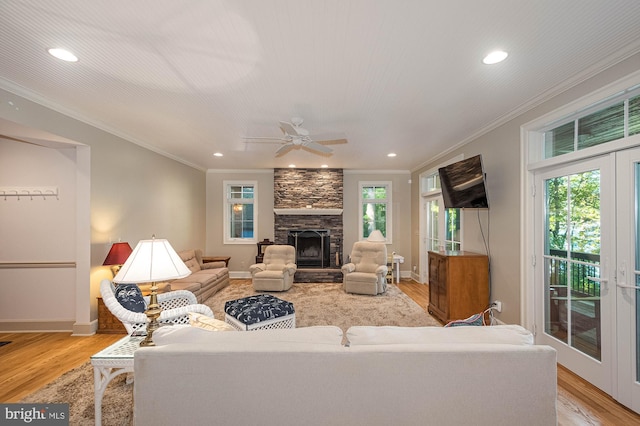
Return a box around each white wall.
[205,169,274,275]
[343,170,412,275]
[0,139,77,326]
[0,88,206,333]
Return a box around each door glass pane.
[445,208,461,251]
[427,200,439,251]
[635,162,640,381]
[544,170,602,360]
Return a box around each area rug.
[21,282,439,425]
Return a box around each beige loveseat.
[165,249,229,303]
[134,325,557,425]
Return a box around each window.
[223,181,257,244]
[359,182,392,242]
[421,168,462,251]
[544,90,640,159]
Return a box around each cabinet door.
[436,257,448,316]
[428,254,438,308]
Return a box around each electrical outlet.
[492,300,502,313]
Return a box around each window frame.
[358,181,392,243]
[223,180,258,244]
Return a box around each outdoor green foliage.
[362,185,388,238]
[362,202,386,238]
[445,209,461,250]
[546,170,601,297]
[546,170,600,255]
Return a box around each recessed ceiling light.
[482,50,508,65]
[47,48,78,62]
[321,164,329,168]
[288,164,296,168]
[388,153,397,157]
[213,152,223,157]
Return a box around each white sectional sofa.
[134,325,557,426]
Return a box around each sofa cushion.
[346,324,534,346]
[178,249,201,273]
[153,325,344,346]
[114,283,146,313]
[189,312,236,332]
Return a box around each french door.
[535,148,640,412]
[615,147,640,411]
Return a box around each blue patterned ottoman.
[224,294,296,331]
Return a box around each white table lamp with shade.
[112,236,191,346]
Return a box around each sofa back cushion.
[346,324,534,346]
[153,324,344,346]
[178,249,201,273]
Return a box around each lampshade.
[113,238,191,283]
[367,229,386,242]
[102,242,133,266]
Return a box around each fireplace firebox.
[288,229,330,268]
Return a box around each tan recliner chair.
[249,245,297,291]
[341,241,388,295]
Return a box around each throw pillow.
[189,312,236,332]
[445,312,485,327]
[114,284,146,313]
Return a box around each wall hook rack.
[1,186,59,200]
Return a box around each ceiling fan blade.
[307,132,347,143]
[275,143,295,156]
[279,121,299,136]
[313,138,347,146]
[243,136,288,140]
[304,141,333,154]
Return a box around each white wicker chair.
[100,279,214,335]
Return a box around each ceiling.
[1,1,640,171]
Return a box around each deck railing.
[547,249,600,297]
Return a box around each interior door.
[616,147,640,411]
[535,154,615,394]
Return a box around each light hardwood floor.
[1,280,640,425]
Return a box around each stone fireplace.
[273,168,343,282]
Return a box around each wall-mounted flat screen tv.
[439,155,489,209]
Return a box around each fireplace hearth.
[288,229,330,268]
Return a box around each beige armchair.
[341,241,388,295]
[249,245,297,291]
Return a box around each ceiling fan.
[244,117,347,157]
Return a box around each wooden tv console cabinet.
[427,251,489,324]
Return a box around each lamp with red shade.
[103,242,133,277]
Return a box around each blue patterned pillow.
[114,284,146,313]
[445,312,484,327]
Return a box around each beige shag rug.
[21,282,439,425]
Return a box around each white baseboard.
[0,320,75,333]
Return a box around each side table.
[91,335,143,426]
[393,254,405,283]
[97,297,127,334]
